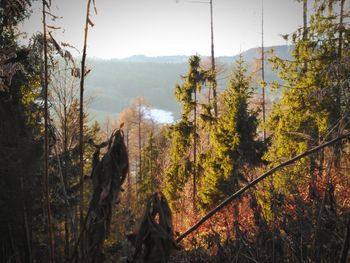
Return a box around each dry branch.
[176,132,350,243]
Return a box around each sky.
[21,0,304,59]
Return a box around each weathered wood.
[71,129,129,263]
[129,192,177,263]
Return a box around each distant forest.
[1,0,350,263]
[86,45,290,121]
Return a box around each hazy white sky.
[22,0,304,59]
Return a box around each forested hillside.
[1,0,350,263]
[86,45,290,121]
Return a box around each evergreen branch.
[176,131,350,243]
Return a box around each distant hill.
[119,55,190,64]
[85,45,292,122]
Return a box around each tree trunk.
[79,0,92,260]
[8,224,22,263]
[303,0,308,72]
[21,177,32,263]
[193,85,197,210]
[210,0,217,117]
[303,0,307,40]
[137,102,142,201]
[261,1,266,141]
[42,1,55,261]
[334,0,345,167]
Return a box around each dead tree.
[42,0,55,261]
[71,128,129,263]
[128,192,178,263]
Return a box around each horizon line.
[85,44,290,60]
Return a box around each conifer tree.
[138,132,159,204]
[165,55,208,209]
[0,1,50,261]
[199,55,263,208]
[262,1,350,260]
[265,0,350,194]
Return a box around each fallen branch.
[176,132,350,243]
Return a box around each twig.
[176,132,350,243]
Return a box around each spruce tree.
[199,55,263,208]
[164,55,208,209]
[265,0,350,194]
[262,1,350,260]
[0,1,48,261]
[138,132,159,204]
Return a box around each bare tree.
[118,97,154,203]
[42,1,55,262]
[79,0,96,260]
[50,63,81,259]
